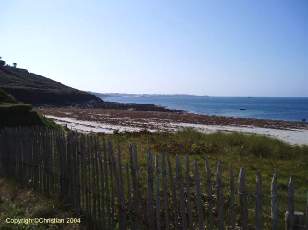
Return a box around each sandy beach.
[39,107,308,145]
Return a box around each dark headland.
[0,58,175,112]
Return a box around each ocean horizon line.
[91,92,308,98]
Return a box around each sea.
[101,95,308,122]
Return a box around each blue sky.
[1,0,307,96]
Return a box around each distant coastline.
[92,92,209,98]
[96,93,308,122]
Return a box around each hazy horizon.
[95,92,308,98]
[1,0,307,97]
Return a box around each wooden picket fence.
[0,127,307,229]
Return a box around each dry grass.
[0,178,84,230]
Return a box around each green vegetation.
[1,126,306,228]
[0,177,82,229]
[103,129,308,213]
[0,89,60,129]
[0,103,59,128]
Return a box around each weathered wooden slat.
[107,141,115,229]
[68,133,73,207]
[185,155,193,229]
[129,144,141,230]
[216,161,224,230]
[162,153,170,230]
[109,141,118,229]
[96,136,101,226]
[86,135,92,225]
[229,168,236,230]
[125,162,131,228]
[94,136,101,227]
[239,168,248,230]
[167,154,178,228]
[117,145,126,230]
[271,173,278,230]
[205,156,213,229]
[43,131,48,194]
[80,135,86,216]
[176,155,187,230]
[72,133,77,211]
[103,139,111,229]
[255,171,263,230]
[155,154,161,230]
[147,151,155,229]
[97,138,105,228]
[287,177,294,230]
[59,132,66,201]
[40,130,45,193]
[194,160,204,230]
[75,134,81,215]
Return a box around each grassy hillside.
[0,65,103,106]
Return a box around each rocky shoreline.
[38,107,308,130]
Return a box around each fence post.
[109,141,116,229]
[129,144,141,230]
[79,135,86,218]
[116,145,126,230]
[91,136,98,227]
[125,162,131,228]
[94,137,102,227]
[271,173,278,230]
[162,153,169,230]
[229,168,236,229]
[103,140,111,229]
[216,161,224,230]
[147,151,155,229]
[239,168,248,230]
[194,160,204,230]
[185,154,193,229]
[155,154,161,230]
[256,171,263,230]
[97,139,106,227]
[205,156,213,229]
[176,155,187,230]
[167,155,178,228]
[286,177,294,230]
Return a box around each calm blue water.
[102,95,308,122]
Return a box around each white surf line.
[46,115,308,145]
